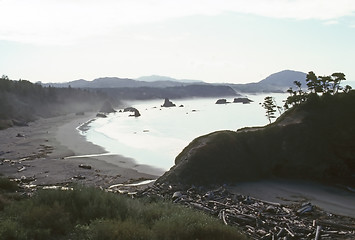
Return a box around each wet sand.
[228,179,355,218]
[0,113,164,188]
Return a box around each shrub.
[0,219,27,240]
[32,186,129,223]
[0,178,18,192]
[152,206,246,240]
[87,219,153,240]
[0,187,247,240]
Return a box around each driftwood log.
[131,183,355,240]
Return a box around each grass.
[0,178,20,211]
[0,179,247,240]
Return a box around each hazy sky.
[1,0,355,83]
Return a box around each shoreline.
[1,112,354,220]
[0,112,164,188]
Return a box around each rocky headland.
[141,92,355,239]
[157,92,355,187]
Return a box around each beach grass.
[0,180,247,240]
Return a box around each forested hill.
[0,76,107,129]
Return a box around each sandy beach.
[0,113,164,188]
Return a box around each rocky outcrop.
[157,93,355,186]
[161,98,176,107]
[215,99,229,104]
[124,107,141,117]
[233,97,253,104]
[130,109,141,117]
[96,113,107,118]
[99,100,116,113]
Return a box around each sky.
[0,0,355,84]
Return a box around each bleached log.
[314,225,322,240]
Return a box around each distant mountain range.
[42,77,187,88]
[42,75,205,89]
[136,75,204,84]
[42,70,308,95]
[227,70,307,93]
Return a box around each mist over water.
[83,93,288,170]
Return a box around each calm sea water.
[82,93,288,170]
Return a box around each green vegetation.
[0,75,109,129]
[262,71,352,123]
[261,96,277,123]
[284,71,351,109]
[0,178,246,240]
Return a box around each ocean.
[81,93,288,171]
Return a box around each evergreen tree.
[262,96,277,123]
[331,72,346,94]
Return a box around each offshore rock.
[215,99,229,104]
[96,113,107,118]
[233,97,253,104]
[124,107,141,117]
[161,98,176,107]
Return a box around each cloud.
[323,20,339,25]
[0,0,354,45]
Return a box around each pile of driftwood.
[134,183,354,240]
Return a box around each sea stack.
[124,107,141,117]
[215,99,229,104]
[161,98,176,107]
[233,97,253,104]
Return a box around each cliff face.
[157,92,355,186]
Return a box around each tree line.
[0,75,108,128]
[262,71,352,123]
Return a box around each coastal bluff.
[157,92,355,186]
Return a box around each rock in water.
[215,99,229,104]
[124,107,141,117]
[161,98,176,107]
[96,113,107,118]
[130,109,141,117]
[233,97,253,104]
